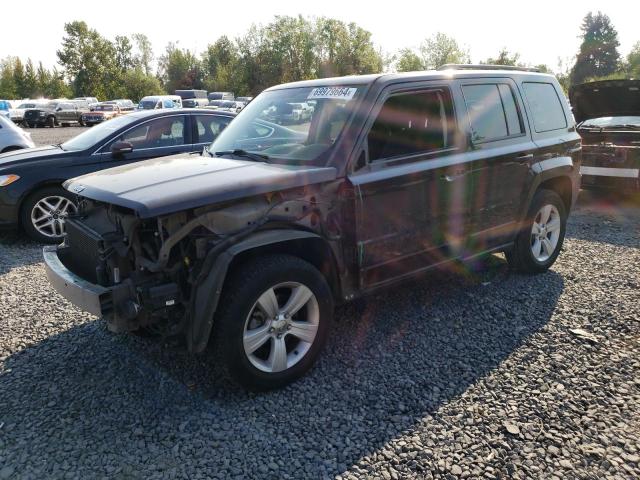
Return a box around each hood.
[64,153,337,218]
[569,80,640,123]
[0,145,65,169]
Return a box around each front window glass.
[368,90,455,162]
[61,115,135,151]
[110,116,186,149]
[139,100,158,110]
[211,85,362,163]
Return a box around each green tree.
[115,35,135,72]
[395,48,424,72]
[570,12,621,85]
[158,43,203,93]
[36,62,51,97]
[314,17,382,77]
[132,33,154,76]
[23,59,38,97]
[420,33,470,69]
[12,58,25,98]
[45,67,72,99]
[626,42,640,77]
[0,58,18,99]
[121,69,164,101]
[483,48,521,66]
[57,20,118,99]
[202,36,242,93]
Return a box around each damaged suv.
[570,79,640,192]
[44,67,581,390]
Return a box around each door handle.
[440,170,466,182]
[516,153,534,163]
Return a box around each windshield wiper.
[214,149,270,162]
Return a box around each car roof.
[267,69,557,91]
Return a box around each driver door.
[95,115,190,167]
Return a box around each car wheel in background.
[47,116,56,128]
[21,186,78,244]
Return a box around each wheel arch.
[188,229,340,353]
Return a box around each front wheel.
[21,186,78,243]
[213,254,333,391]
[47,116,56,128]
[505,189,567,274]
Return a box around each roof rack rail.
[438,64,541,73]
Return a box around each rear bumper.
[43,245,111,317]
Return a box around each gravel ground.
[22,125,88,147]
[0,190,639,480]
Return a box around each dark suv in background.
[45,66,581,390]
[23,100,90,128]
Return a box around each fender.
[519,155,579,221]
[187,229,323,353]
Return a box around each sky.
[1,0,638,72]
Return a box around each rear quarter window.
[522,82,567,133]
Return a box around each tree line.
[0,12,638,102]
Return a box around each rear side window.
[367,89,454,162]
[461,84,524,142]
[522,82,567,132]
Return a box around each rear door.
[191,114,233,152]
[457,79,536,249]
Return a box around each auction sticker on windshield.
[307,87,357,100]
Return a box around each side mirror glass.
[111,141,133,156]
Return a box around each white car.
[10,100,46,124]
[0,116,35,153]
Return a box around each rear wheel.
[47,116,56,128]
[213,254,333,391]
[505,189,567,273]
[21,186,78,243]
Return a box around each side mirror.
[111,141,133,156]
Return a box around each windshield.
[19,103,37,109]
[211,85,361,163]
[139,100,158,110]
[580,116,640,128]
[61,115,134,151]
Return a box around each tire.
[213,254,333,391]
[21,186,78,244]
[79,118,85,127]
[505,189,567,274]
[47,116,56,128]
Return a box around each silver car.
[0,116,35,153]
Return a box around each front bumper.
[580,166,640,191]
[43,245,111,317]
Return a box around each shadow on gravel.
[0,231,42,274]
[0,256,565,478]
[568,190,640,248]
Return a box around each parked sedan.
[0,109,235,243]
[81,103,123,126]
[0,116,35,152]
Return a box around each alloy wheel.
[30,195,77,239]
[530,204,561,262]
[243,282,320,373]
